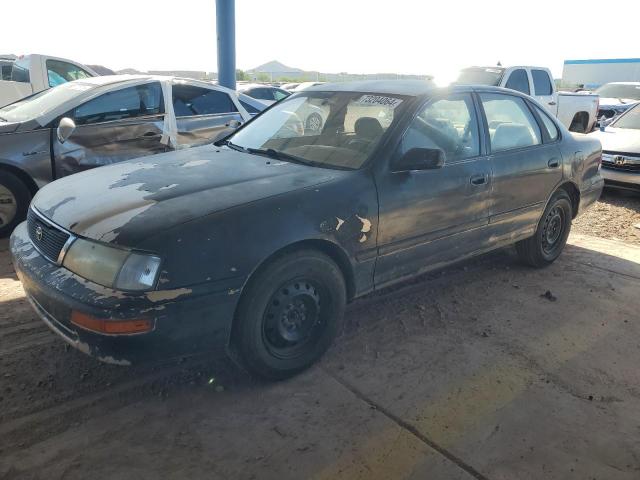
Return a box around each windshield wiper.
[220,140,246,152]
[246,147,322,167]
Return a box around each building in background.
[562,58,640,89]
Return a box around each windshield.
[227,91,408,170]
[0,81,94,123]
[456,67,504,86]
[595,84,640,101]
[612,104,640,129]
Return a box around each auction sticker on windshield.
[355,95,403,109]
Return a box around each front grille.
[602,152,640,173]
[27,208,71,263]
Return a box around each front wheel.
[516,190,572,267]
[234,249,346,380]
[305,112,323,133]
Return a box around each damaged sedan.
[0,75,251,235]
[11,81,603,379]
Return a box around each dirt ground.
[2,198,640,479]
[574,188,640,245]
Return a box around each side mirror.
[57,117,76,144]
[393,147,445,172]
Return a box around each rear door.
[374,93,492,287]
[479,92,563,239]
[53,81,166,178]
[172,82,244,148]
[531,69,558,115]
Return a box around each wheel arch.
[0,162,39,196]
[569,111,589,132]
[557,181,580,218]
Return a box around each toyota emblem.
[614,155,626,166]
[35,225,43,241]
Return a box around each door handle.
[548,101,557,106]
[470,174,488,186]
[548,158,560,168]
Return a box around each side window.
[248,88,273,101]
[531,70,553,96]
[504,69,530,95]
[73,82,163,125]
[172,84,237,116]
[398,94,480,162]
[240,99,260,114]
[532,104,559,141]
[480,93,542,152]
[273,89,290,101]
[47,60,92,88]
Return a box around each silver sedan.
[590,103,640,193]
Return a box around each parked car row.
[10,80,603,379]
[457,65,599,133]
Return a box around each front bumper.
[601,167,640,191]
[10,222,244,365]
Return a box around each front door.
[374,93,492,287]
[53,81,166,178]
[478,92,563,238]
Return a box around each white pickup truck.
[0,54,97,108]
[457,66,599,133]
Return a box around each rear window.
[10,58,30,83]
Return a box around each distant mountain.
[248,60,303,74]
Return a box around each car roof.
[601,82,640,86]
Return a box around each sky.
[3,0,640,85]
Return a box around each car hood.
[590,127,640,154]
[599,97,639,109]
[33,145,346,246]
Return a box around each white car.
[590,103,640,193]
[0,54,98,108]
[291,82,325,92]
[594,82,640,125]
[457,66,599,132]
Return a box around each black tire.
[516,190,572,268]
[305,112,323,133]
[234,249,346,380]
[0,170,32,238]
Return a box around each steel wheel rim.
[542,206,565,253]
[262,279,324,359]
[0,185,17,227]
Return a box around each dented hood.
[33,145,343,246]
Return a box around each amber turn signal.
[71,311,153,335]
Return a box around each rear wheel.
[0,170,31,238]
[516,190,572,267]
[234,249,346,380]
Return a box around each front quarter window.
[227,91,407,170]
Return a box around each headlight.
[62,238,161,291]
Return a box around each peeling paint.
[356,215,372,233]
[182,159,210,168]
[146,288,192,303]
[228,288,239,296]
[336,217,345,230]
